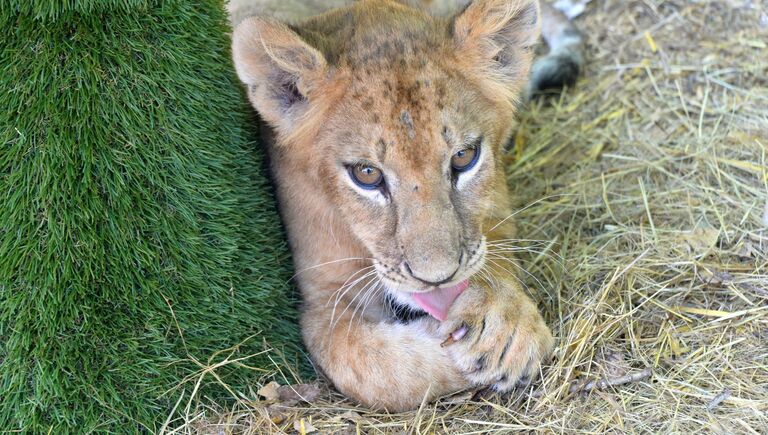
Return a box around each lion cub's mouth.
[411,280,469,321]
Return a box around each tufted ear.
[232,17,328,133]
[452,0,541,102]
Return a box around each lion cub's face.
[233,0,540,306]
[318,66,500,297]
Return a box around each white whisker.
[326,266,376,307]
[476,265,499,289]
[333,270,379,322]
[487,238,553,245]
[486,246,564,263]
[339,275,380,333]
[484,258,535,296]
[485,193,574,234]
[328,269,377,328]
[488,246,558,259]
[347,279,383,336]
[485,254,549,294]
[290,257,374,281]
[358,284,385,328]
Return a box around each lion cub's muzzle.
[399,233,463,287]
[402,254,461,286]
[396,199,465,287]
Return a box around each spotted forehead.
[349,59,451,114]
[349,66,461,166]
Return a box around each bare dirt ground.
[176,1,768,433]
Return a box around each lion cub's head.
[233,0,540,317]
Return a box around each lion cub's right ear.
[232,17,327,133]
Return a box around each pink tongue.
[412,280,469,321]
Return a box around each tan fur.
[232,0,554,411]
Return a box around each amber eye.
[451,145,480,172]
[349,163,384,189]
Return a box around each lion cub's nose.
[403,259,460,286]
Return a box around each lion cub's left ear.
[232,17,328,134]
[452,0,541,102]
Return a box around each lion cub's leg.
[301,302,470,411]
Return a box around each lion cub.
[232,0,579,410]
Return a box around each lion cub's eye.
[349,163,384,189]
[451,145,480,172]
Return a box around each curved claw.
[441,323,469,347]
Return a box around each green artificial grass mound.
[5,0,149,21]
[1,0,299,431]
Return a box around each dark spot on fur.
[400,110,415,139]
[380,41,392,54]
[474,354,488,372]
[435,82,446,100]
[393,39,405,53]
[479,318,486,336]
[377,138,387,160]
[471,317,487,346]
[517,375,531,386]
[499,337,513,364]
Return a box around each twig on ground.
[528,368,653,398]
[569,368,654,394]
[706,388,732,411]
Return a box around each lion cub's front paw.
[439,285,554,392]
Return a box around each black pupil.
[363,167,373,175]
[456,150,466,158]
